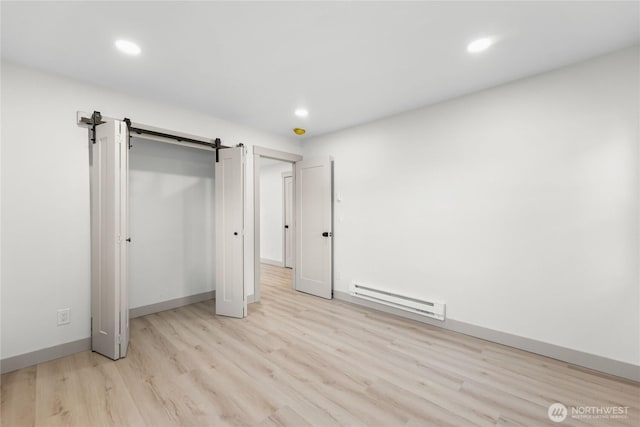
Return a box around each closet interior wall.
[128,137,216,309]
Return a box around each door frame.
[282,171,293,268]
[253,146,302,302]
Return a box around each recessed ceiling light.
[115,39,141,56]
[294,108,309,118]
[467,37,493,53]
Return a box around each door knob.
[322,232,332,237]
[234,232,238,236]
[285,225,289,229]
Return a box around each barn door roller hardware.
[214,138,222,163]
[78,111,226,152]
[123,118,133,149]
[86,111,106,144]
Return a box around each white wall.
[129,138,215,308]
[303,47,640,366]
[260,160,292,264]
[0,62,301,359]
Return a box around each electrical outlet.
[57,308,70,326]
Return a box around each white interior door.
[91,120,129,360]
[295,157,333,299]
[215,147,246,318]
[284,174,294,268]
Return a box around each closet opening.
[128,136,216,318]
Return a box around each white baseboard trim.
[333,290,639,382]
[1,291,218,374]
[1,338,91,374]
[260,258,284,267]
[130,290,216,318]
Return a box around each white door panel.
[215,147,246,318]
[295,157,333,299]
[284,175,293,268]
[119,123,129,358]
[91,120,129,360]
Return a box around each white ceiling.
[2,1,638,138]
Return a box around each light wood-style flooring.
[2,264,639,426]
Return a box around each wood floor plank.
[257,405,313,427]
[1,263,638,426]
[74,362,146,426]
[34,357,94,427]
[0,366,36,427]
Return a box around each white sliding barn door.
[295,157,333,299]
[215,147,246,318]
[91,120,129,360]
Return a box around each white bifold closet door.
[215,147,246,318]
[295,157,333,299]
[91,120,129,360]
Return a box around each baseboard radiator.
[349,282,446,321]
